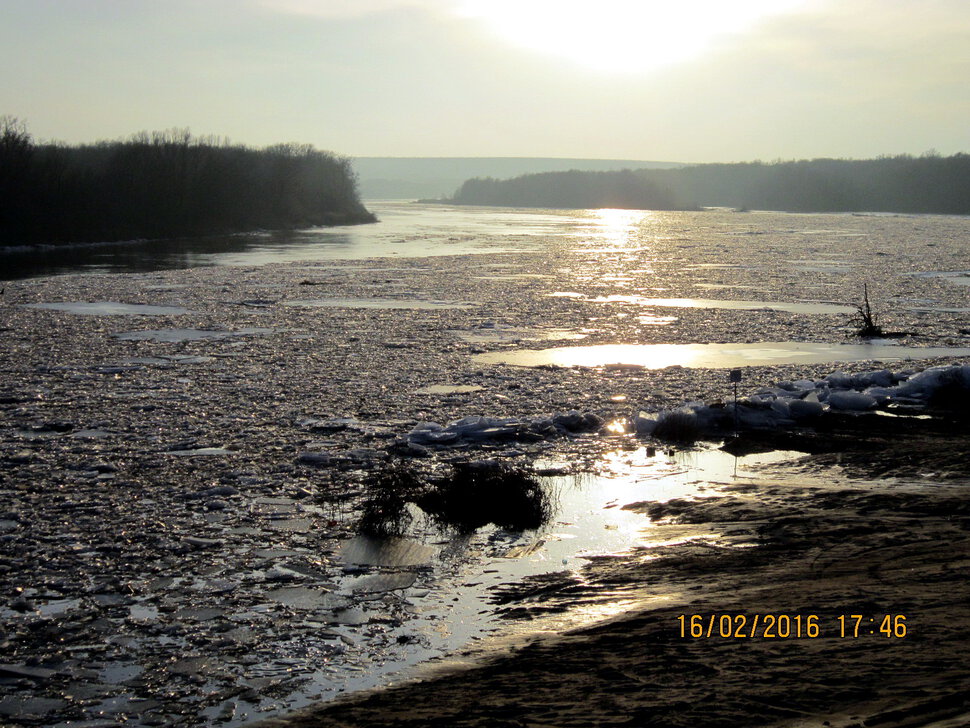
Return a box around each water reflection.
[340,535,437,567]
[1,228,356,280]
[474,341,970,369]
[0,202,532,280]
[591,295,855,315]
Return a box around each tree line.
[448,169,691,210]
[446,153,970,215]
[0,117,375,247]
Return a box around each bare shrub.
[852,283,884,337]
[419,461,553,534]
[357,461,425,538]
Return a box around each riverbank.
[262,419,970,728]
[0,122,375,248]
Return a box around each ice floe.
[112,327,275,342]
[406,411,603,448]
[22,301,193,315]
[414,384,484,395]
[636,363,970,438]
[282,298,474,310]
[903,270,970,287]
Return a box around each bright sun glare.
[457,0,806,73]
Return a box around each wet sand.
[261,421,970,727]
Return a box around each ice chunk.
[891,364,970,401]
[770,399,791,417]
[346,572,417,594]
[410,421,444,434]
[529,417,558,435]
[447,415,491,433]
[732,403,789,429]
[788,392,824,419]
[828,391,877,410]
[634,411,657,435]
[408,421,460,444]
[864,387,894,405]
[857,369,893,388]
[825,372,854,389]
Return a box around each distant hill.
[445,154,970,215]
[351,157,683,200]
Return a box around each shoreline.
[259,422,970,727]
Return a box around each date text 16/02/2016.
[676,614,908,639]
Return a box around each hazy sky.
[2,0,968,162]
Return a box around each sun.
[456,0,806,73]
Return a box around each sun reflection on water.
[572,208,651,251]
[474,341,970,370]
[479,446,804,648]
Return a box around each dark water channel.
[0,202,546,280]
[1,226,366,280]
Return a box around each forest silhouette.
[448,154,970,215]
[0,118,374,247]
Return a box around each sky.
[1,0,968,163]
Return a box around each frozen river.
[2,202,970,726]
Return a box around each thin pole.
[729,368,742,435]
[733,380,739,434]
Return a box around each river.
[5,201,970,285]
[2,201,970,726]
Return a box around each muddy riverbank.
[260,420,970,728]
